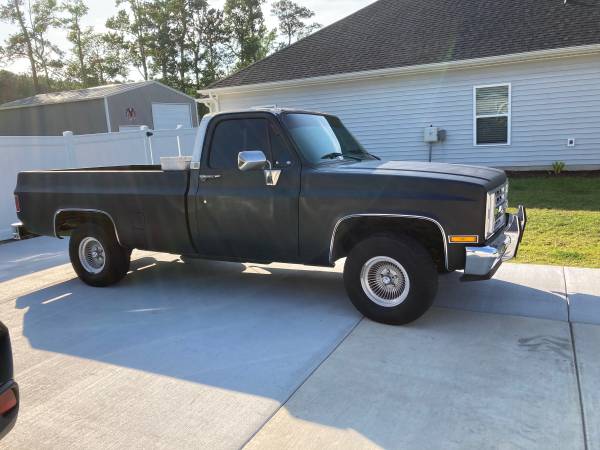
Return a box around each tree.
[86,33,129,84]
[62,0,92,85]
[62,0,127,86]
[29,0,63,88]
[106,0,152,80]
[0,0,52,92]
[0,69,79,103]
[224,0,275,70]
[170,0,196,90]
[271,0,319,47]
[190,4,228,88]
[146,0,176,81]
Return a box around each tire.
[343,235,438,325]
[69,223,130,287]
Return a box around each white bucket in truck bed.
[161,156,192,171]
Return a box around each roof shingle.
[208,0,600,89]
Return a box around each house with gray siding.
[199,0,600,170]
[0,81,199,136]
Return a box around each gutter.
[198,44,600,98]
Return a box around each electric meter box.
[424,127,440,143]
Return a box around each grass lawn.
[508,174,600,268]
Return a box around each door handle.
[199,174,222,182]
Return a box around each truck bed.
[15,166,196,254]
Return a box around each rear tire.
[343,235,438,325]
[69,223,130,287]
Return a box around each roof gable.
[209,0,600,89]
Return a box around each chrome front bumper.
[462,205,527,280]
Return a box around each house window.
[474,84,511,146]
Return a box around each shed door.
[152,103,192,130]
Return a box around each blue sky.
[0,0,375,76]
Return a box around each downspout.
[196,90,220,113]
[103,97,112,133]
[210,92,220,113]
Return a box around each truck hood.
[336,160,506,184]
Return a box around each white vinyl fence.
[0,127,197,240]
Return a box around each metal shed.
[0,81,199,136]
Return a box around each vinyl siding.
[216,54,600,170]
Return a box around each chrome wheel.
[78,237,105,274]
[360,256,410,307]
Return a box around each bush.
[551,161,566,175]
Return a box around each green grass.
[508,174,600,268]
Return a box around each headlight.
[485,182,509,239]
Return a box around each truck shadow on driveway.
[15,256,361,399]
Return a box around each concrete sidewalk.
[0,237,598,449]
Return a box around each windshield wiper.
[347,150,381,160]
[321,152,344,159]
[321,152,362,162]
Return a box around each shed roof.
[208,0,600,90]
[0,81,158,110]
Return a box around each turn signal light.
[0,388,17,415]
[14,194,20,213]
[449,235,479,244]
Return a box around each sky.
[0,0,375,77]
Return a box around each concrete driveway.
[0,237,598,449]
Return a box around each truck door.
[192,113,301,261]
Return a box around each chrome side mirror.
[238,150,267,171]
[238,150,281,186]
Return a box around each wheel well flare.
[330,215,447,270]
[53,209,120,244]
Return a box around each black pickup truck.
[0,322,18,440]
[15,108,526,324]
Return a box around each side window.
[474,84,511,146]
[209,118,269,169]
[269,122,294,167]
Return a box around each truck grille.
[486,182,508,239]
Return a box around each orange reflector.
[449,235,479,244]
[0,388,16,415]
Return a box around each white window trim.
[473,83,511,147]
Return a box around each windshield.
[282,113,375,164]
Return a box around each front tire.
[69,223,130,287]
[343,235,438,325]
